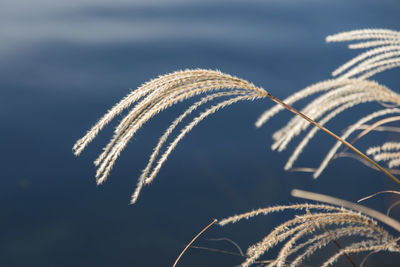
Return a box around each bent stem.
[173,219,218,267]
[292,189,400,233]
[267,93,400,185]
[338,116,400,156]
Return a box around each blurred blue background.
[1,0,400,266]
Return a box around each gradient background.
[1,0,400,266]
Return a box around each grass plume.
[257,28,400,178]
[74,29,400,204]
[219,196,400,267]
[74,69,270,203]
[73,28,400,266]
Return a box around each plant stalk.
[267,93,400,185]
[173,219,218,267]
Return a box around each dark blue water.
[1,0,400,266]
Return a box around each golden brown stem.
[173,219,218,267]
[267,93,400,185]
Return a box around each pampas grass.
[257,29,400,178]
[74,69,271,203]
[74,28,400,266]
[218,199,399,267]
[73,66,397,203]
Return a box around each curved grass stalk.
[387,200,400,216]
[348,116,400,150]
[332,45,400,77]
[358,190,400,203]
[173,219,218,267]
[356,124,400,133]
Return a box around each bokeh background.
[1,0,400,266]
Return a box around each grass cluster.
[75,29,400,266]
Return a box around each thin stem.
[267,93,400,185]
[358,190,400,203]
[355,125,400,133]
[173,219,218,267]
[340,116,400,155]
